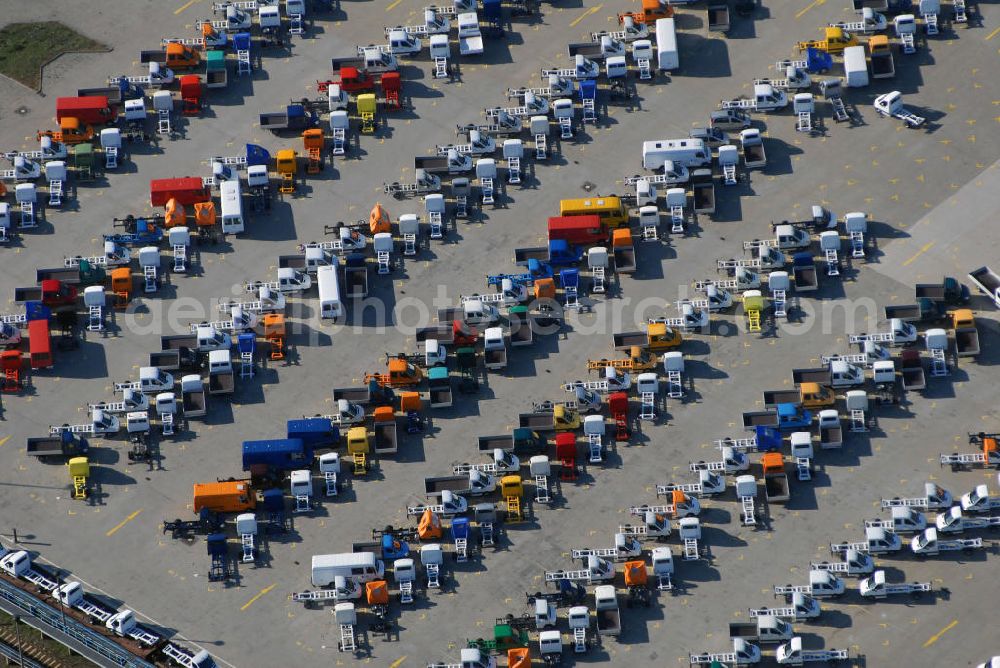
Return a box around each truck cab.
[798,382,834,408]
[533,598,557,629]
[138,366,174,394]
[776,403,812,429]
[774,224,811,250]
[462,299,500,326]
[753,83,787,110]
[196,326,232,352]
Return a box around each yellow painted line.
[175,0,199,15]
[0,436,10,447]
[389,657,407,668]
[241,584,276,611]
[986,26,1000,40]
[923,619,958,648]
[795,0,825,20]
[902,241,935,267]
[570,4,603,27]
[386,0,403,11]
[106,509,143,537]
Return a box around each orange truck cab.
[798,382,835,408]
[366,358,424,387]
[369,202,391,235]
[418,508,442,539]
[619,0,674,25]
[111,268,132,309]
[163,43,202,69]
[193,480,255,513]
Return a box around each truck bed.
[416,325,454,345]
[139,50,168,64]
[13,287,42,303]
[969,266,1000,294]
[183,392,207,417]
[763,390,801,407]
[870,53,894,78]
[955,328,980,357]
[35,268,81,284]
[424,476,473,494]
[613,332,648,350]
[900,364,926,391]
[162,334,198,350]
[514,247,550,264]
[707,3,731,32]
[883,304,922,321]
[374,421,398,455]
[26,437,84,458]
[814,423,843,449]
[914,284,947,302]
[729,622,759,640]
[691,172,716,214]
[764,475,790,502]
[743,411,778,430]
[428,379,453,408]
[413,156,449,172]
[596,609,621,636]
[613,247,637,274]
[208,373,234,395]
[793,263,818,291]
[792,368,830,386]
[519,413,555,431]
[479,435,514,452]
[346,267,368,298]
[484,349,507,370]
[743,143,766,168]
[333,387,371,404]
[509,312,533,346]
[149,349,194,371]
[278,254,307,270]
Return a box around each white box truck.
[655,18,678,71]
[842,45,869,88]
[317,263,343,320]
[220,179,245,234]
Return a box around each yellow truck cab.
[799,382,835,408]
[552,405,581,431]
[647,322,683,350]
[499,475,524,499]
[796,27,858,53]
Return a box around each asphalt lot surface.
[1,0,1000,666]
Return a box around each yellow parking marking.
[106,509,143,537]
[570,4,603,27]
[902,241,935,267]
[389,658,407,668]
[985,26,1000,40]
[386,0,403,10]
[0,436,10,448]
[175,0,199,14]
[241,584,276,611]
[923,619,958,648]
[795,0,825,20]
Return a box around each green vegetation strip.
[0,22,108,91]
[0,610,93,667]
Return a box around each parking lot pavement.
[1,0,999,666]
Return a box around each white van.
[655,18,678,71]
[219,179,244,234]
[642,138,709,170]
[317,263,343,320]
[311,552,385,586]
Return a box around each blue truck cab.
[776,403,812,430]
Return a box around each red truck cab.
[41,280,78,307]
[337,67,377,93]
[547,215,606,246]
[28,320,52,369]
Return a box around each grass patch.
[0,22,108,90]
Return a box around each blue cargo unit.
[242,438,311,471]
[287,418,340,451]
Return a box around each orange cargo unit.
[369,202,391,235]
[373,405,394,423]
[164,198,187,228]
[535,277,556,301]
[193,201,217,228]
[366,580,389,606]
[399,391,421,412]
[365,358,423,388]
[418,509,442,540]
[193,480,255,513]
[623,560,648,587]
[110,267,132,310]
[508,648,530,668]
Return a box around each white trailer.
[810,549,874,576]
[882,482,952,510]
[911,527,982,556]
[859,570,930,598]
[748,593,821,621]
